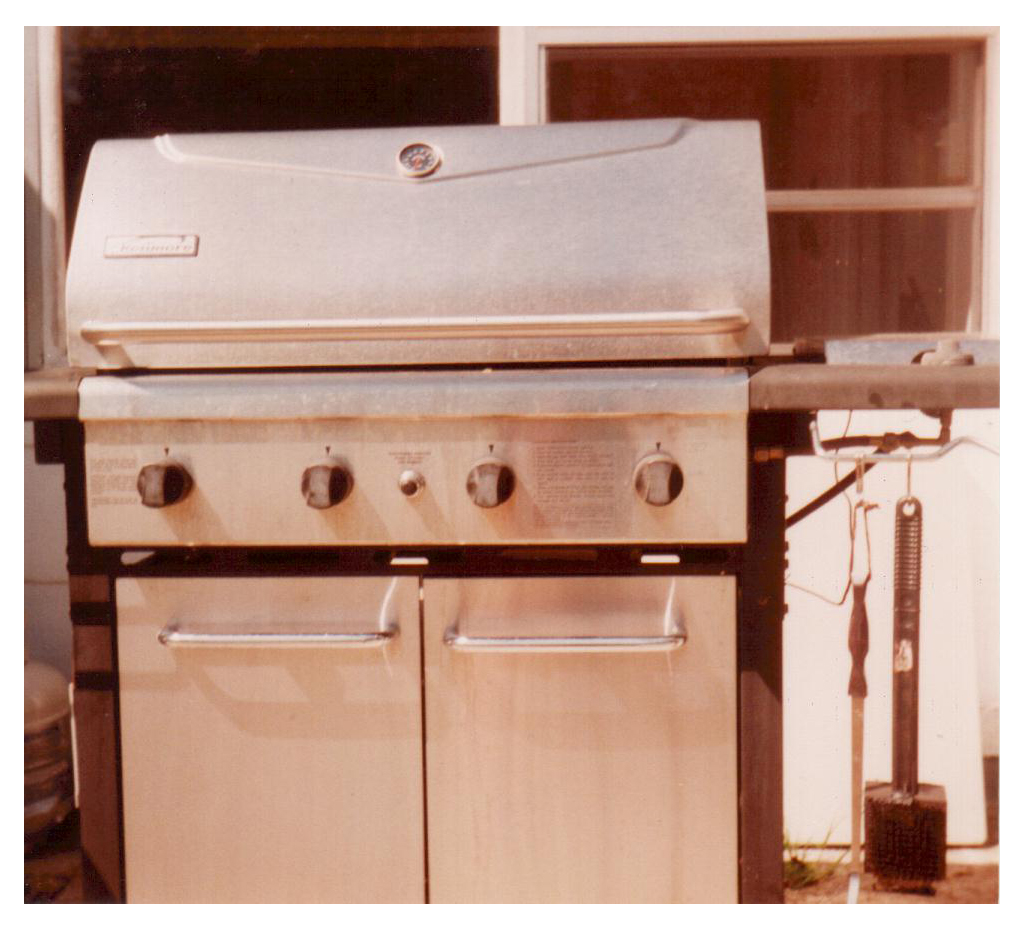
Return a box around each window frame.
[498,26,999,337]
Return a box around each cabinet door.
[116,576,424,902]
[423,575,737,903]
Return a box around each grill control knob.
[634,451,684,506]
[466,457,515,509]
[301,460,353,509]
[137,460,193,508]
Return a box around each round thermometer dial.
[397,143,442,178]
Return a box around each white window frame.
[25,25,68,369]
[499,26,999,337]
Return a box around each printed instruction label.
[531,440,618,531]
[387,449,432,467]
[88,452,140,506]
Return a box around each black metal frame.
[737,411,812,901]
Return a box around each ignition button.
[398,470,426,498]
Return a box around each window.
[500,28,998,343]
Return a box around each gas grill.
[60,118,776,903]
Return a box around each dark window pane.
[768,211,974,340]
[61,27,498,229]
[547,43,980,190]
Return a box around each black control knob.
[137,460,193,509]
[466,457,515,509]
[301,460,353,509]
[634,451,684,506]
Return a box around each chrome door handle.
[157,624,398,649]
[80,309,749,347]
[442,624,686,654]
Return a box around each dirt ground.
[786,863,999,904]
[28,853,999,904]
[27,814,998,903]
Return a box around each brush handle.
[848,582,869,698]
[848,574,869,878]
[893,496,923,796]
[848,582,868,876]
[851,697,865,875]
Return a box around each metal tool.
[893,495,923,796]
[864,473,947,890]
[845,479,875,904]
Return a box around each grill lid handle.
[80,309,750,347]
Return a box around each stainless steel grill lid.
[65,118,769,369]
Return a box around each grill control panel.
[84,415,746,546]
[79,369,748,547]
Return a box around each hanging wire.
[785,412,878,607]
[785,497,876,606]
[786,406,995,609]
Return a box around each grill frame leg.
[738,413,801,903]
